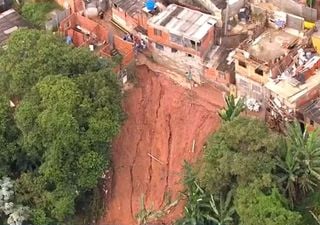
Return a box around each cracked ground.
[100,65,224,225]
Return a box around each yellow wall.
[312,36,320,54]
[304,21,316,29]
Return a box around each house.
[147,4,229,84]
[233,27,303,107]
[0,9,30,44]
[59,13,134,66]
[265,55,320,128]
[111,0,164,33]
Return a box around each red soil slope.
[101,66,224,225]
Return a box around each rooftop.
[242,28,299,63]
[113,0,145,16]
[299,98,320,124]
[265,69,320,104]
[0,9,29,43]
[211,0,226,9]
[148,4,216,42]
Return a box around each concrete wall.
[194,0,222,19]
[270,0,317,21]
[150,41,204,83]
[234,57,269,84]
[225,0,245,18]
[235,73,265,101]
[46,9,70,30]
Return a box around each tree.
[276,141,301,206]
[177,162,208,225]
[0,29,111,98]
[0,30,122,225]
[201,117,279,192]
[218,95,245,122]
[276,121,320,206]
[21,2,58,27]
[204,190,235,225]
[235,185,301,225]
[177,163,235,225]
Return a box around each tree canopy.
[0,29,122,225]
[178,117,320,225]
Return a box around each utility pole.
[224,0,229,36]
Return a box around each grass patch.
[21,1,59,27]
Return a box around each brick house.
[147,4,233,85]
[233,20,320,128]
[233,28,302,105]
[59,13,134,67]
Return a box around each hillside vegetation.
[0,29,123,225]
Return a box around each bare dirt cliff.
[100,66,224,225]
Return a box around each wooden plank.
[148,153,165,165]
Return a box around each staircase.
[111,48,119,57]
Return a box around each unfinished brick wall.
[114,35,134,66]
[198,27,214,57]
[147,25,215,57]
[59,13,133,66]
[60,14,110,44]
[296,87,320,107]
[204,67,231,86]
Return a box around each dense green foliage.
[179,117,320,225]
[218,95,245,122]
[21,1,59,27]
[0,30,122,225]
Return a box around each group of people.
[123,34,147,54]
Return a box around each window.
[187,53,193,58]
[171,48,177,53]
[218,71,226,79]
[190,40,196,49]
[154,29,162,36]
[170,33,182,45]
[252,84,261,93]
[113,3,118,8]
[238,60,247,68]
[155,43,164,50]
[310,120,314,126]
[255,68,264,76]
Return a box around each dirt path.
[100,66,224,225]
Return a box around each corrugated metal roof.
[149,4,216,42]
[113,0,145,16]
